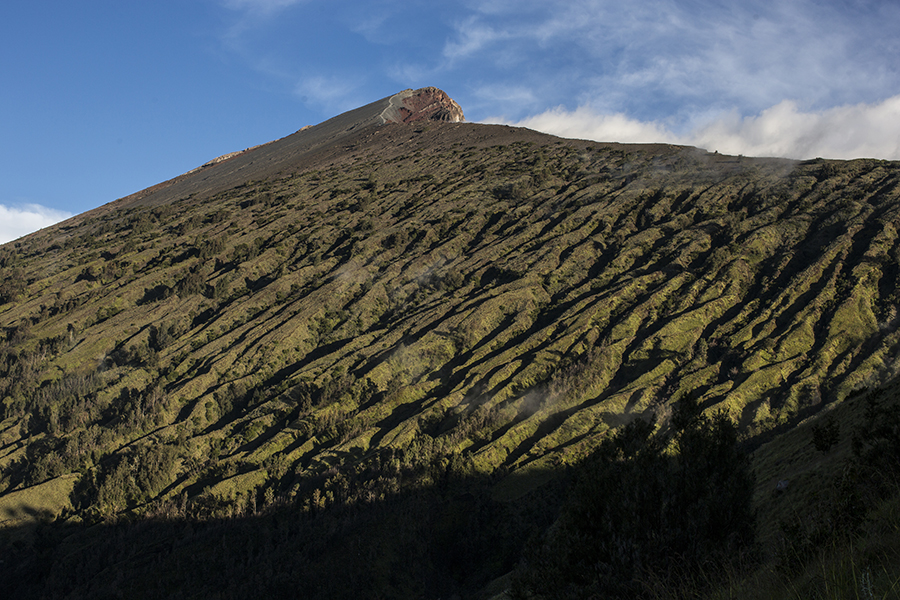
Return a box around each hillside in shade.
[1,88,900,598]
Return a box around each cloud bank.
[448,1,900,122]
[0,204,72,245]
[498,95,900,160]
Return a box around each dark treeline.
[0,396,762,600]
[511,396,756,599]
[3,383,898,598]
[1,454,562,600]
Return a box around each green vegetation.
[0,121,899,597]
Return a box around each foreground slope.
[1,88,900,595]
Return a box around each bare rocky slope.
[1,88,900,598]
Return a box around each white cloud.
[445,1,900,122]
[494,94,900,160]
[0,204,73,245]
[692,97,900,159]
[497,105,679,145]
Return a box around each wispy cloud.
[293,75,364,113]
[442,16,506,61]
[215,0,373,116]
[221,0,307,16]
[493,94,900,160]
[447,1,900,123]
[217,0,307,44]
[0,203,73,245]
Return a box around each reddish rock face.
[381,87,464,124]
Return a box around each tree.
[514,398,755,599]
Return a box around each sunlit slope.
[1,120,899,517]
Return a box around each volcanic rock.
[380,87,464,123]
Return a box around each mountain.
[1,87,899,598]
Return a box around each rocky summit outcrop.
[380,86,464,123]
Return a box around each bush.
[0,268,27,303]
[811,413,840,453]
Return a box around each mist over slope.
[2,88,900,597]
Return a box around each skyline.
[3,0,899,244]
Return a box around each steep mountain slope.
[113,86,463,212]
[2,88,900,597]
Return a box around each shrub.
[811,413,840,453]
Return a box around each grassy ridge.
[1,121,900,596]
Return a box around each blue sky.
[3,0,900,243]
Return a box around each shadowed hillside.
[2,89,900,598]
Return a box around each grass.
[0,473,78,525]
[707,533,900,600]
